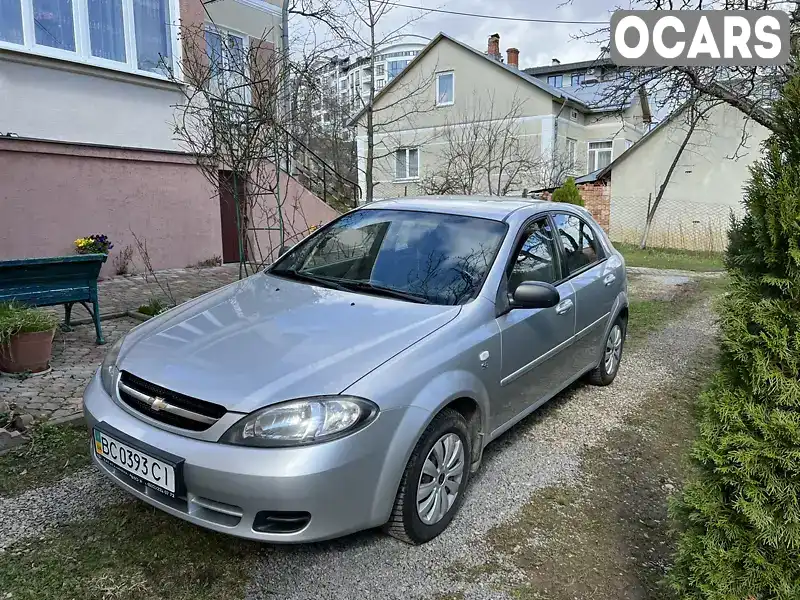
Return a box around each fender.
[365,369,492,524]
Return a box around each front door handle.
[556,299,574,315]
[603,273,616,286]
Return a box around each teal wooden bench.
[0,254,108,344]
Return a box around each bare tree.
[420,92,576,195]
[571,0,799,133]
[338,0,437,202]
[170,22,326,278]
[638,96,725,248]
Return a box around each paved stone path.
[45,264,241,322]
[3,265,241,422]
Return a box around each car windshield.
[270,209,508,305]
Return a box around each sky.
[295,0,619,69]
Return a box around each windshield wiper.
[335,280,432,304]
[271,268,351,292]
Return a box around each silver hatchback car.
[84,197,628,545]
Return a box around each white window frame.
[587,140,613,172]
[394,147,420,181]
[566,137,576,169]
[0,0,182,82]
[435,71,454,107]
[205,24,250,106]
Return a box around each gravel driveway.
[244,298,716,600]
[0,294,716,600]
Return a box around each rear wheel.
[587,317,625,386]
[384,409,470,545]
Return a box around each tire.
[587,316,626,386]
[384,408,471,545]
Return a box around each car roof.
[360,196,579,222]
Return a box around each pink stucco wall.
[248,166,341,264]
[0,138,222,278]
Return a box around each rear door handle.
[556,299,574,315]
[603,273,616,286]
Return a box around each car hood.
[117,272,460,413]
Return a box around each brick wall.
[539,180,611,232]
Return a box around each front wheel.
[587,317,625,386]
[384,408,471,544]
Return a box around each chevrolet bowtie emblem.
[150,397,168,411]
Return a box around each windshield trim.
[267,208,510,306]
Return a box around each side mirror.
[279,245,292,256]
[511,281,560,310]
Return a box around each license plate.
[94,428,180,497]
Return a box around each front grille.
[118,371,227,431]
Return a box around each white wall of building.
[609,103,770,251]
[0,0,280,151]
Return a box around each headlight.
[100,337,124,395]
[220,396,378,447]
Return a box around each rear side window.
[552,213,604,275]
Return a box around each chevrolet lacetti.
[84,197,628,545]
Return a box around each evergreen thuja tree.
[551,177,584,206]
[669,76,800,599]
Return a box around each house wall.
[358,37,648,201]
[247,168,341,264]
[0,0,281,152]
[0,139,221,278]
[371,37,554,134]
[0,0,343,275]
[608,103,770,251]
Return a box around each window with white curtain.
[587,141,613,172]
[395,148,419,180]
[88,0,125,62]
[0,0,178,78]
[0,0,24,44]
[205,25,248,104]
[34,0,75,51]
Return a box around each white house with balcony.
[0,0,338,273]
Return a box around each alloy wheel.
[416,432,465,525]
[604,324,623,375]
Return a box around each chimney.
[487,33,501,60]
[552,58,560,65]
[506,48,519,69]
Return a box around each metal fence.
[608,196,738,253]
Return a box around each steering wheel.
[517,249,549,264]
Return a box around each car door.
[492,216,577,434]
[551,212,614,372]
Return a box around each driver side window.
[508,218,559,293]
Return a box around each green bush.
[0,302,58,346]
[551,177,584,206]
[668,78,800,598]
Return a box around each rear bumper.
[83,372,420,543]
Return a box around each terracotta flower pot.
[0,329,56,374]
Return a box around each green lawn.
[0,501,259,600]
[615,242,725,272]
[0,421,91,496]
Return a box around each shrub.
[551,177,583,206]
[0,302,59,346]
[138,298,167,317]
[668,77,800,598]
[112,245,134,275]
[75,234,113,255]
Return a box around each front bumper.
[83,372,420,542]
